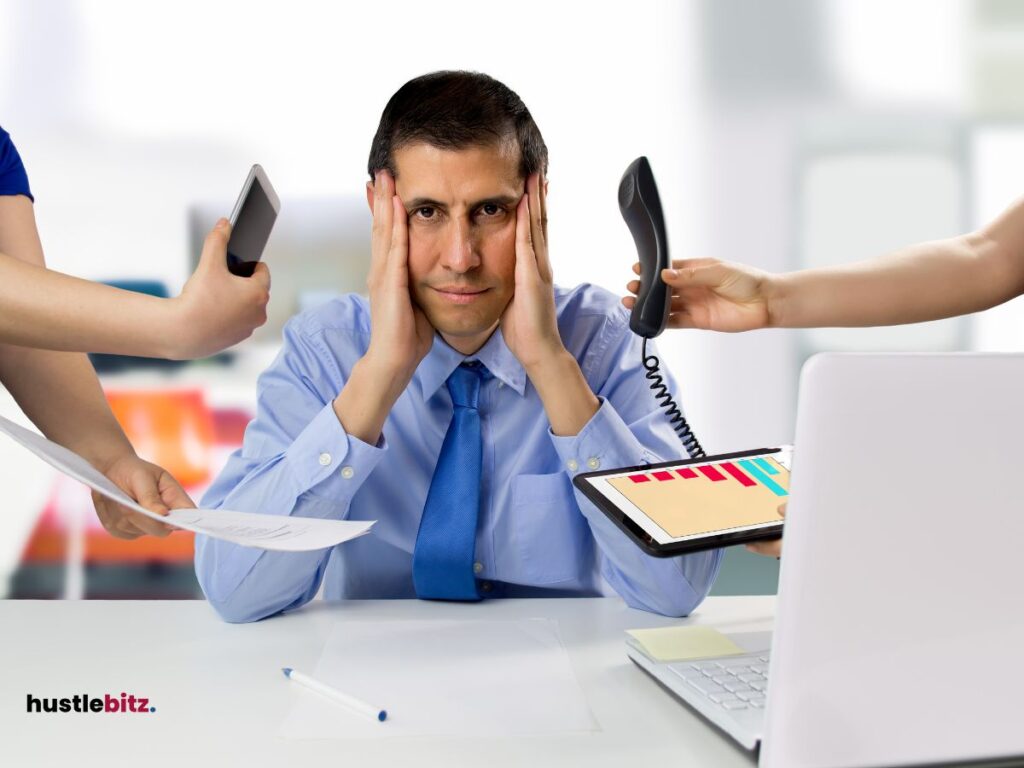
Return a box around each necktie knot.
[447,363,486,409]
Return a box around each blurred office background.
[1,0,1020,600]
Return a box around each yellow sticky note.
[626,625,745,662]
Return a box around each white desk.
[0,596,774,767]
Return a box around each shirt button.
[567,459,579,471]
[497,381,505,389]
[473,561,484,574]
[341,466,355,479]
[318,452,332,467]
[587,457,600,470]
[480,581,493,593]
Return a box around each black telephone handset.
[619,157,672,338]
[618,156,705,459]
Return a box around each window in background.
[796,116,968,357]
[969,127,1024,351]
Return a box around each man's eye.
[479,203,502,217]
[415,207,436,219]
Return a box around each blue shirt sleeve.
[0,127,34,201]
[194,315,387,623]
[548,310,723,617]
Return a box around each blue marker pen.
[282,667,387,723]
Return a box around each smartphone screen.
[579,448,791,546]
[227,165,279,277]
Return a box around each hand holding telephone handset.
[604,157,786,556]
[618,157,705,459]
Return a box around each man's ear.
[543,178,549,197]
[365,181,375,215]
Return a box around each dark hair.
[367,70,548,181]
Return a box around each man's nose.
[439,218,480,273]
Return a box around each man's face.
[368,141,524,354]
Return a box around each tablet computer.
[573,446,792,557]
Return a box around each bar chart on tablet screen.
[607,457,790,539]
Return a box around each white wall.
[2,0,1010,464]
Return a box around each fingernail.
[663,269,679,280]
[216,218,227,228]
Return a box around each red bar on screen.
[720,462,756,487]
[629,474,651,483]
[652,471,674,481]
[677,468,699,479]
[698,464,727,482]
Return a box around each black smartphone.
[226,164,280,277]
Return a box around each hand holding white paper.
[0,415,374,552]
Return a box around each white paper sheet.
[0,414,374,552]
[279,619,599,739]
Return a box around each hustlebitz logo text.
[26,692,156,714]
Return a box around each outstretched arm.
[623,196,1024,331]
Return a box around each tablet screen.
[579,448,792,546]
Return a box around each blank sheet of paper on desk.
[279,619,599,738]
[0,414,374,551]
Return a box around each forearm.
[198,471,346,623]
[332,355,410,444]
[196,539,329,623]
[771,197,1024,328]
[549,396,720,616]
[197,400,387,622]
[0,345,133,470]
[193,487,333,626]
[528,350,600,437]
[0,252,179,356]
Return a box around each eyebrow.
[404,194,521,211]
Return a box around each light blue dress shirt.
[195,284,723,623]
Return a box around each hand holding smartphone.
[227,164,280,277]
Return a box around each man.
[1,126,270,540]
[195,71,721,623]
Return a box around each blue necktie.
[413,363,488,600]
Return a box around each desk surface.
[1,596,774,767]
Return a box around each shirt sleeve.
[0,128,34,201]
[548,312,723,617]
[195,316,386,623]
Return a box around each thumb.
[250,261,271,292]
[159,474,196,512]
[128,472,170,516]
[198,218,232,273]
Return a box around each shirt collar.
[418,327,527,401]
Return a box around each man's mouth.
[431,286,490,305]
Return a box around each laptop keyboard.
[668,654,770,711]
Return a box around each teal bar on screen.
[738,459,788,497]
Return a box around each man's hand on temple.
[501,172,599,437]
[363,170,434,380]
[500,172,563,368]
[332,170,433,445]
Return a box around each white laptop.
[627,353,1024,768]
